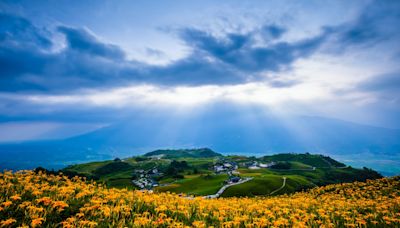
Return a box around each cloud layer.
[0,0,399,131]
[3,12,327,89]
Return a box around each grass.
[63,161,112,174]
[263,154,333,168]
[105,178,136,189]
[221,175,283,197]
[288,161,313,169]
[237,168,271,174]
[155,174,228,196]
[221,173,315,197]
[158,177,175,184]
[101,169,133,180]
[178,157,215,169]
[278,175,315,194]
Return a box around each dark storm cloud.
[1,12,303,90]
[0,13,51,78]
[58,26,125,60]
[330,1,400,46]
[145,55,245,85]
[143,23,325,85]
[179,27,328,73]
[0,13,51,49]
[1,0,399,93]
[261,25,286,39]
[0,13,141,91]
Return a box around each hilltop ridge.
[144,148,222,159]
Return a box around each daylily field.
[0,171,399,227]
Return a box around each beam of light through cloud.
[0,0,399,134]
[0,0,400,177]
[15,81,370,109]
[12,47,384,111]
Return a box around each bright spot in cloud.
[22,80,370,109]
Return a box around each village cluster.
[131,168,161,189]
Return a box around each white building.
[259,162,276,168]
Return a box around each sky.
[0,0,400,142]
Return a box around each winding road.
[270,177,287,195]
[204,177,253,199]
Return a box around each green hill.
[59,150,382,197]
[261,153,346,168]
[144,148,222,159]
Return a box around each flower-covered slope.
[0,171,399,227]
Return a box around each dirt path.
[270,177,287,195]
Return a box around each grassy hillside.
[0,171,399,227]
[155,174,228,195]
[261,153,346,167]
[61,150,382,197]
[221,174,313,197]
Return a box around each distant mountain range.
[0,113,399,174]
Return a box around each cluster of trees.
[34,167,99,180]
[134,156,150,162]
[93,161,133,176]
[322,167,382,184]
[164,160,189,179]
[270,161,292,169]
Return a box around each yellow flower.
[36,197,52,205]
[0,170,398,227]
[155,205,168,212]
[0,218,16,227]
[52,201,69,211]
[192,220,206,227]
[2,201,12,207]
[31,218,45,227]
[10,194,21,201]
